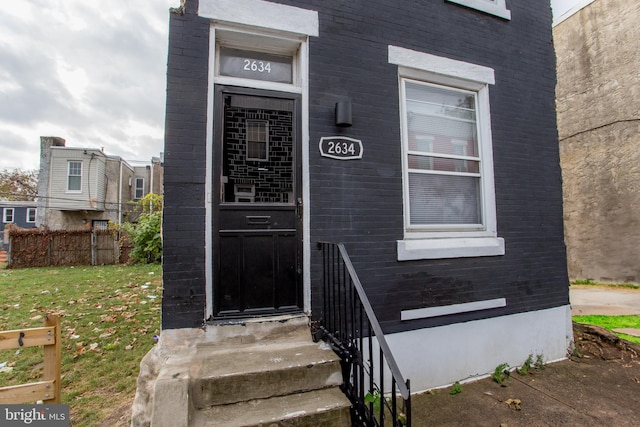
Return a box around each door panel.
[213,88,302,317]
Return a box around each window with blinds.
[403,80,482,227]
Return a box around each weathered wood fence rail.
[7,229,131,268]
[0,315,61,404]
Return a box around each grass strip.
[573,315,640,344]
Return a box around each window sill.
[446,0,511,20]
[397,236,505,260]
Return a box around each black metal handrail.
[314,242,411,427]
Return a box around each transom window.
[67,161,82,192]
[403,80,482,227]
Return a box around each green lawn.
[0,263,162,426]
[573,315,640,344]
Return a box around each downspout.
[118,160,123,226]
[149,163,154,212]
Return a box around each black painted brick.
[161,4,210,329]
[162,0,568,332]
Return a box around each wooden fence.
[0,315,61,404]
[7,229,131,268]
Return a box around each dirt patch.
[411,322,640,426]
[99,397,134,427]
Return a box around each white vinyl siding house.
[49,148,107,211]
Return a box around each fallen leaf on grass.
[100,314,117,323]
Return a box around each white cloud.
[0,0,176,171]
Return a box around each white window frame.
[135,177,145,199]
[446,0,511,20]
[3,208,14,223]
[389,45,504,260]
[26,208,36,223]
[67,161,82,193]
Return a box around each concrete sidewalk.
[570,285,640,315]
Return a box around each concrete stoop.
[139,315,351,427]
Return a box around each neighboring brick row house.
[555,0,640,283]
[156,0,569,394]
[36,136,163,230]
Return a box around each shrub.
[120,193,162,264]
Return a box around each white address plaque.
[319,136,363,160]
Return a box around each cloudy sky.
[0,0,176,171]
[0,0,581,172]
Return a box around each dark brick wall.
[278,0,566,333]
[162,0,568,332]
[162,0,209,329]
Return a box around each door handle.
[296,198,303,219]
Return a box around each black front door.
[213,87,302,317]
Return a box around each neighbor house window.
[92,220,109,230]
[446,0,511,20]
[67,161,82,192]
[389,45,504,260]
[3,208,14,223]
[246,120,268,161]
[135,178,145,199]
[26,208,36,223]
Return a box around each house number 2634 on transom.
[243,60,271,73]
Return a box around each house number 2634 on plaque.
[319,136,363,160]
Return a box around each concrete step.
[190,387,351,427]
[145,315,352,426]
[190,339,343,408]
[200,315,313,346]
